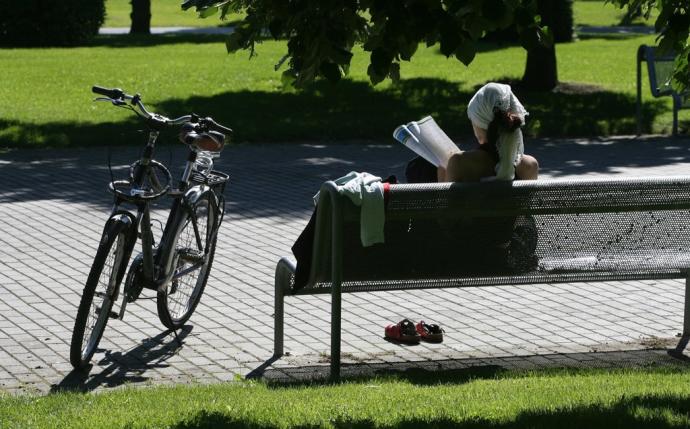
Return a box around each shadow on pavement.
[3,135,690,218]
[49,325,192,393]
[250,347,690,386]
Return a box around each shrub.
[0,0,105,47]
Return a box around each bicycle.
[70,86,232,369]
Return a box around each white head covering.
[466,83,529,180]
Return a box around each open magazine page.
[393,116,460,167]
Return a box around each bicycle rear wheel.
[70,221,129,369]
[157,193,217,329]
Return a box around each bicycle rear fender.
[183,184,216,209]
[184,185,221,237]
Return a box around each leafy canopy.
[181,0,548,86]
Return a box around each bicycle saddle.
[180,129,225,152]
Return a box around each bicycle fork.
[117,204,156,320]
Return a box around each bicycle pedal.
[108,311,119,319]
[179,249,204,263]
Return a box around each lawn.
[102,1,653,30]
[104,0,239,27]
[0,30,678,148]
[573,0,657,27]
[0,1,679,149]
[2,367,690,428]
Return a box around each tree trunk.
[130,0,151,35]
[521,44,558,91]
[520,0,566,91]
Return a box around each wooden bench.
[636,44,690,136]
[274,177,690,379]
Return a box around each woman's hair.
[486,107,522,147]
[493,107,523,131]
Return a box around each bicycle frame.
[108,129,221,320]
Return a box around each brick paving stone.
[2,137,690,394]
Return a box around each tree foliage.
[182,0,547,86]
[609,0,690,91]
[184,1,690,91]
[0,0,105,47]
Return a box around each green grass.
[2,367,690,428]
[102,1,653,30]
[102,1,655,31]
[0,31,681,148]
[104,0,242,27]
[573,0,657,27]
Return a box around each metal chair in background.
[636,44,690,136]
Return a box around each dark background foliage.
[0,0,105,47]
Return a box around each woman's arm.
[472,124,489,145]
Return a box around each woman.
[438,83,539,182]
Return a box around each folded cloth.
[314,171,385,247]
[292,175,395,291]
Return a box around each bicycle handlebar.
[92,85,126,100]
[91,85,233,135]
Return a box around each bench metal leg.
[274,280,285,357]
[331,280,342,381]
[683,276,690,337]
[672,275,690,356]
[274,257,295,357]
[329,191,344,382]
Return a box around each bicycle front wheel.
[157,193,217,329]
[70,221,129,369]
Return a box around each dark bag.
[405,156,438,183]
[404,155,538,272]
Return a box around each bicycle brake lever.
[93,97,127,107]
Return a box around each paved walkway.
[1,135,690,395]
[99,26,234,35]
[99,24,654,36]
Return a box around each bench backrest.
[292,177,690,295]
[638,44,677,98]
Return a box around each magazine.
[393,116,460,168]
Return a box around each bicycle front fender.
[103,212,138,287]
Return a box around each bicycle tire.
[70,221,129,369]
[157,192,218,329]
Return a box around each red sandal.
[416,321,444,343]
[384,319,421,344]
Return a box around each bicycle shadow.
[49,325,192,393]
